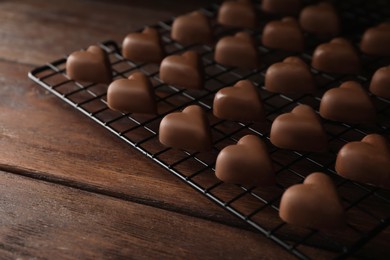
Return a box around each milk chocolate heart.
[279,172,345,230]
[265,56,315,94]
[370,66,390,99]
[171,11,212,45]
[122,27,165,63]
[262,17,304,52]
[213,80,265,122]
[360,22,390,56]
[336,134,390,189]
[270,105,327,152]
[159,105,212,151]
[299,2,340,39]
[160,51,204,89]
[319,81,376,124]
[261,0,302,15]
[215,135,275,186]
[312,38,361,74]
[214,32,259,69]
[66,45,112,84]
[217,0,256,29]
[107,72,156,114]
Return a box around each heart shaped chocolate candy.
[270,105,327,152]
[215,135,275,186]
[171,11,212,45]
[370,66,390,99]
[215,32,259,69]
[261,0,302,15]
[160,51,204,89]
[279,172,345,230]
[336,134,390,189]
[299,2,340,39]
[265,56,315,94]
[217,0,256,29]
[361,22,390,56]
[213,80,265,122]
[159,105,212,151]
[122,27,165,63]
[319,81,376,124]
[107,72,156,114]
[262,17,304,52]
[312,38,361,74]
[66,45,112,84]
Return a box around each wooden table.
[0,1,385,259]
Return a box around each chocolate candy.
[217,0,256,29]
[159,105,212,151]
[261,0,302,15]
[171,11,212,45]
[107,72,156,114]
[370,66,390,99]
[270,105,327,152]
[122,27,165,63]
[299,2,340,39]
[265,56,315,94]
[335,134,390,189]
[262,17,304,52]
[279,172,345,230]
[213,80,264,122]
[360,22,390,56]
[66,45,112,84]
[319,81,376,124]
[214,32,259,69]
[312,38,361,74]
[160,51,204,89]
[215,135,275,186]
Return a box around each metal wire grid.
[28,2,389,259]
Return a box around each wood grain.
[0,0,215,66]
[0,60,246,226]
[0,0,388,258]
[0,170,299,259]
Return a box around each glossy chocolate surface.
[215,32,259,69]
[319,81,376,124]
[66,45,112,84]
[160,51,204,89]
[262,17,304,52]
[261,0,302,15]
[299,2,340,39]
[171,11,212,45]
[361,23,390,56]
[370,66,390,99]
[122,27,165,63]
[107,72,156,114]
[265,56,315,94]
[336,134,390,189]
[217,0,256,29]
[215,135,275,186]
[213,80,264,122]
[159,105,212,151]
[279,172,345,230]
[312,38,361,74]
[270,105,328,152]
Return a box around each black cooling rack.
[28,1,390,259]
